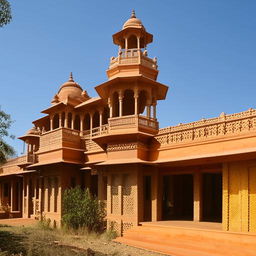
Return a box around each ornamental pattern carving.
[107,142,147,152]
[156,109,256,146]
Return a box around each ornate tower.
[95,11,168,142]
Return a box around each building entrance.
[162,174,193,221]
[202,173,222,222]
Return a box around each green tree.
[0,108,15,164]
[62,187,106,232]
[0,0,12,27]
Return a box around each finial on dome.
[131,9,136,18]
[69,72,74,82]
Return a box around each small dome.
[57,73,84,103]
[26,127,40,136]
[122,10,144,30]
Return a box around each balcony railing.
[39,127,81,153]
[83,115,158,140]
[109,49,158,70]
[155,108,256,147]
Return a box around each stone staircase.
[114,222,256,256]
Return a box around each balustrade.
[156,109,256,146]
[109,49,158,70]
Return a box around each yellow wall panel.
[229,166,241,232]
[249,166,256,232]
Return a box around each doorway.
[202,173,222,222]
[162,174,193,220]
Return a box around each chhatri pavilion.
[1,11,256,255]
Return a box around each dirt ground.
[0,220,164,256]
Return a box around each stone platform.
[115,221,256,256]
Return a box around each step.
[115,237,224,256]
[116,224,256,256]
[116,231,256,256]
[124,224,256,247]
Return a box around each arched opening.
[103,107,109,125]
[128,35,137,49]
[138,90,147,115]
[93,111,100,128]
[68,113,72,128]
[112,92,119,117]
[53,114,59,129]
[123,90,134,116]
[74,115,80,130]
[84,113,90,131]
[61,112,65,127]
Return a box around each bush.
[62,187,106,232]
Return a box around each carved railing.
[156,109,256,146]
[39,127,81,152]
[109,49,158,70]
[109,115,158,130]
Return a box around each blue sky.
[1,0,256,155]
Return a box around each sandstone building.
[1,11,256,242]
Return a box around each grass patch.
[0,225,118,256]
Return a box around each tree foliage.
[0,0,12,27]
[62,187,106,232]
[0,107,15,163]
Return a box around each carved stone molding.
[107,142,147,152]
[156,108,256,146]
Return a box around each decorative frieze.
[156,109,256,146]
[107,142,147,152]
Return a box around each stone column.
[57,177,62,215]
[134,90,139,115]
[38,177,42,218]
[10,180,14,212]
[17,181,21,212]
[107,174,112,216]
[137,36,140,49]
[193,172,202,222]
[50,116,53,130]
[22,177,25,217]
[25,176,30,218]
[90,112,93,136]
[64,112,68,128]
[99,110,103,132]
[152,168,160,221]
[152,103,157,120]
[125,37,128,54]
[118,175,123,215]
[146,105,151,119]
[44,178,49,213]
[71,113,74,130]
[80,115,84,132]
[119,91,123,117]
[33,177,37,216]
[108,97,113,118]
[59,113,62,127]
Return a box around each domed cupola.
[51,73,90,105]
[122,10,144,29]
